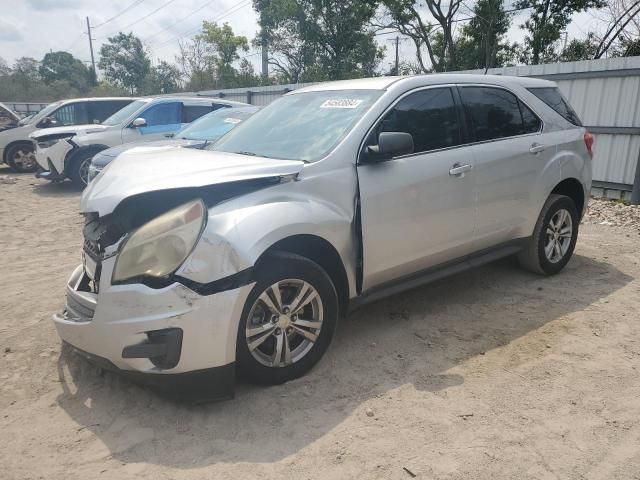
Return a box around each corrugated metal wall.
[201,56,640,196]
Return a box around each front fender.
[177,197,355,290]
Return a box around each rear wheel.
[6,143,38,173]
[518,194,579,275]
[236,252,338,385]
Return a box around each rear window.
[528,87,582,126]
[89,100,132,124]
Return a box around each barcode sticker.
[320,99,364,109]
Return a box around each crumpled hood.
[30,123,109,140]
[92,138,204,165]
[81,147,305,216]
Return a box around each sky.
[0,0,603,77]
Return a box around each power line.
[150,0,251,50]
[97,0,180,38]
[92,0,148,29]
[143,0,222,42]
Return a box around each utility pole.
[394,36,399,75]
[86,17,96,79]
[261,32,268,83]
[387,36,402,75]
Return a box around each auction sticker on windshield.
[320,99,364,109]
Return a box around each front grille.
[83,238,101,261]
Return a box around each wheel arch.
[551,177,586,217]
[256,234,350,317]
[64,144,110,174]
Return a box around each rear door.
[88,100,132,124]
[357,86,477,290]
[459,85,551,250]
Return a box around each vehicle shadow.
[30,179,82,198]
[55,253,630,467]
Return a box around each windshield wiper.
[234,150,258,156]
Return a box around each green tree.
[143,60,182,94]
[382,0,462,72]
[515,0,605,64]
[98,32,150,94]
[255,0,384,82]
[39,51,89,90]
[558,33,598,61]
[198,21,249,88]
[456,0,516,70]
[12,57,40,82]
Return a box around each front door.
[358,87,477,291]
[121,101,183,144]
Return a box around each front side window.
[213,90,381,162]
[140,102,181,126]
[102,100,148,126]
[378,87,462,154]
[52,102,89,126]
[461,87,526,141]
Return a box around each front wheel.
[6,143,38,173]
[236,252,338,385]
[518,194,579,275]
[69,152,94,188]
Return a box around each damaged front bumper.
[34,139,74,180]
[53,257,254,402]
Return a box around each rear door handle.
[529,143,546,154]
[449,163,472,176]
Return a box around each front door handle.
[449,163,472,176]
[529,143,546,154]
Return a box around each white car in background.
[0,97,136,173]
[31,96,248,187]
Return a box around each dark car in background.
[87,105,260,182]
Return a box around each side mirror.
[365,132,414,162]
[130,117,147,128]
[38,116,58,128]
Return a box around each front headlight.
[112,199,207,284]
[36,135,73,149]
[87,164,102,182]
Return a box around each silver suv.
[54,74,592,401]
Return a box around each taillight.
[584,132,594,158]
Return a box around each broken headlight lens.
[112,199,206,283]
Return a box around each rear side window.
[528,87,582,126]
[182,105,214,123]
[379,87,462,154]
[461,87,526,141]
[89,100,132,124]
[52,102,89,126]
[140,102,181,126]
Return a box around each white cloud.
[0,19,23,42]
[27,0,83,11]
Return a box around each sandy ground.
[1,167,640,480]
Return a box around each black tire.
[5,142,38,173]
[236,251,338,385]
[68,151,95,189]
[518,194,579,275]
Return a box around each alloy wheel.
[78,158,92,186]
[245,279,323,368]
[544,208,573,263]
[12,149,37,171]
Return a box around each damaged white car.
[54,75,592,401]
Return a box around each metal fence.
[201,56,640,202]
[4,102,48,116]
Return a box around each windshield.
[212,90,381,161]
[101,100,147,126]
[180,108,257,141]
[27,102,62,125]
